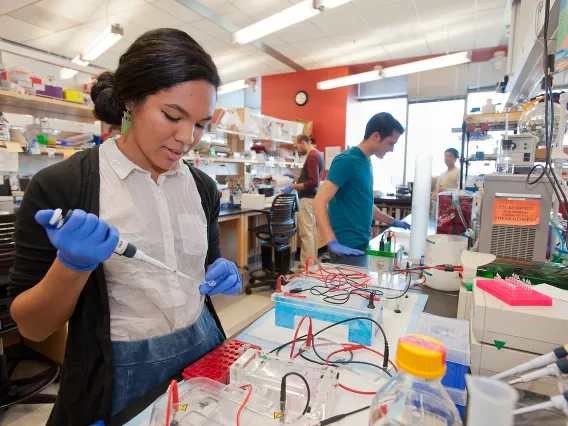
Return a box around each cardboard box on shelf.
[296,119,313,137]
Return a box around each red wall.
[261,67,350,156]
[261,46,509,161]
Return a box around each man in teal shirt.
[314,113,410,264]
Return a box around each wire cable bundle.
[526,0,568,247]
[270,315,395,396]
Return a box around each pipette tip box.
[416,314,471,391]
[182,339,262,384]
[272,277,384,346]
[476,278,553,306]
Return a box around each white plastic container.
[465,375,517,426]
[241,193,265,210]
[424,234,468,291]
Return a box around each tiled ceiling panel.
[152,0,203,23]
[0,0,37,16]
[277,21,326,44]
[311,3,370,37]
[115,3,184,29]
[414,0,474,21]
[34,0,103,22]
[0,15,53,42]
[0,0,509,83]
[8,3,80,31]
[24,25,102,58]
[383,38,431,60]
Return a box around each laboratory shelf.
[0,90,95,123]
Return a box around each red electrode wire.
[236,384,253,426]
[324,344,398,396]
[165,380,179,426]
[290,314,313,358]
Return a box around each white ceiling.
[0,0,508,83]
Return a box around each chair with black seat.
[245,193,298,294]
[0,213,59,410]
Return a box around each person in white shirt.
[433,148,461,198]
[9,29,241,423]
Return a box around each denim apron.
[110,306,224,415]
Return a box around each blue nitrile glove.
[282,186,294,194]
[200,258,242,296]
[283,173,295,180]
[392,220,411,230]
[328,239,365,256]
[35,209,120,272]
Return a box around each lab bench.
[110,279,561,426]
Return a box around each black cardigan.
[7,147,225,425]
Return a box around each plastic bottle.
[369,335,462,426]
[0,113,10,141]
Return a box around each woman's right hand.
[35,209,120,272]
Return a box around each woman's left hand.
[199,258,242,296]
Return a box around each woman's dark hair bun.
[91,71,123,125]
[90,28,221,125]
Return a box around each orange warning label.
[493,199,540,226]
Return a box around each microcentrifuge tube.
[206,280,216,287]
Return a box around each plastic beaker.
[465,375,518,426]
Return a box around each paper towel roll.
[409,155,432,260]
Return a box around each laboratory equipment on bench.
[149,377,296,426]
[470,277,568,395]
[49,209,190,280]
[366,232,404,274]
[182,340,262,384]
[508,356,568,385]
[492,345,568,380]
[465,376,517,426]
[436,191,474,236]
[423,234,468,291]
[478,174,554,261]
[229,348,339,423]
[415,314,471,401]
[369,335,462,426]
[470,319,561,396]
[500,134,538,169]
[472,277,567,354]
[513,391,568,416]
[477,259,568,290]
[273,275,385,346]
[476,277,553,306]
[409,155,432,261]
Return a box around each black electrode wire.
[297,350,391,377]
[316,405,371,426]
[526,0,568,227]
[280,372,311,415]
[386,271,412,300]
[269,317,390,370]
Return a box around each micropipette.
[50,209,190,280]
[513,391,568,416]
[508,357,568,385]
[491,344,568,380]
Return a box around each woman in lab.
[8,29,240,425]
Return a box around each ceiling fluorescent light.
[81,24,123,62]
[232,0,353,44]
[380,51,472,78]
[317,70,381,90]
[59,68,78,80]
[218,79,249,95]
[314,0,353,9]
[60,55,91,80]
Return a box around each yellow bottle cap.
[396,335,447,380]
